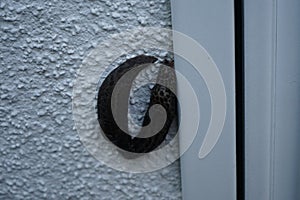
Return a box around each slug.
[97,55,178,154]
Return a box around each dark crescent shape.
[97,55,178,153]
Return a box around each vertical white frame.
[244,0,300,199]
[171,0,236,199]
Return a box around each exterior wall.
[0,0,181,199]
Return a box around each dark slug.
[97,55,178,154]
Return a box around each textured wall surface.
[0,0,181,199]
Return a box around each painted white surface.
[171,0,236,199]
[245,0,300,199]
[0,0,182,199]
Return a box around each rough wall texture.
[0,0,181,199]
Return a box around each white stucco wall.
[0,0,181,199]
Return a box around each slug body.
[97,55,177,154]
